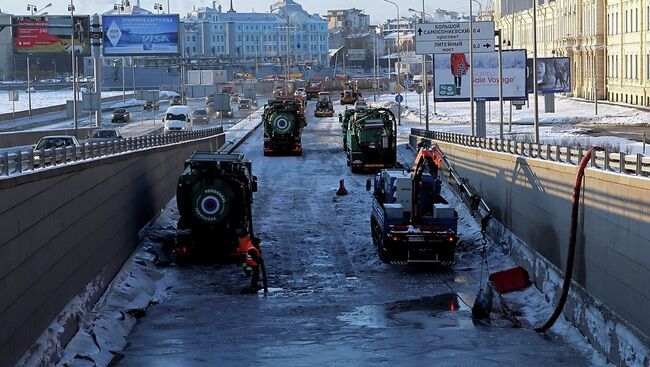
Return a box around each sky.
[1,0,474,24]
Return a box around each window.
[625,55,628,78]
[636,55,639,79]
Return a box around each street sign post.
[394,84,404,94]
[8,90,18,123]
[415,22,495,55]
[395,94,404,103]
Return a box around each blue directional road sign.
[395,94,404,103]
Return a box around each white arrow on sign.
[415,21,495,55]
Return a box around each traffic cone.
[336,179,348,196]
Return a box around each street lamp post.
[469,0,475,135]
[68,0,78,138]
[384,0,401,126]
[409,4,431,130]
[154,3,163,14]
[532,0,540,143]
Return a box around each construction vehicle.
[367,146,459,265]
[339,108,355,151]
[206,92,233,117]
[340,80,360,105]
[344,107,396,172]
[263,97,307,156]
[175,152,258,264]
[306,77,325,100]
[314,92,334,117]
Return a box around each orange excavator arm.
[411,146,444,222]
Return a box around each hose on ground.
[535,147,601,333]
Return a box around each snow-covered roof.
[329,46,344,57]
[384,31,414,40]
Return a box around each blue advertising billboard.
[102,15,179,56]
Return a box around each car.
[230,93,241,104]
[354,99,368,109]
[170,95,184,106]
[238,98,251,110]
[205,93,215,104]
[33,135,80,166]
[192,109,210,124]
[143,100,160,111]
[85,129,123,144]
[111,108,130,123]
[294,87,307,99]
[163,105,193,133]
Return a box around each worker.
[238,234,261,292]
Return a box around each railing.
[411,128,650,177]
[0,127,223,178]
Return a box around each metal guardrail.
[411,128,650,177]
[0,127,224,178]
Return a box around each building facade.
[494,0,650,106]
[325,9,370,34]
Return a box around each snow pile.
[0,90,124,114]
[159,90,179,99]
[108,98,142,109]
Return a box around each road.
[113,102,596,366]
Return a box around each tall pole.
[509,0,514,132]
[285,14,290,91]
[469,0,475,135]
[27,55,32,117]
[122,57,126,101]
[532,0,540,143]
[422,0,429,130]
[594,51,598,115]
[373,30,377,102]
[497,30,504,140]
[70,0,78,137]
[384,0,401,126]
[91,14,102,127]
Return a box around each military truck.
[263,97,307,155]
[344,107,396,172]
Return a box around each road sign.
[415,22,495,55]
[394,84,404,94]
[395,94,404,103]
[8,90,19,101]
[372,83,378,89]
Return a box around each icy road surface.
[115,103,599,366]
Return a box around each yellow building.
[495,0,614,103]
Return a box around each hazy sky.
[1,0,473,23]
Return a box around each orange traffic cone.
[336,179,348,196]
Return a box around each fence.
[411,128,650,176]
[0,127,223,177]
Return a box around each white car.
[294,87,307,99]
[163,105,194,133]
[354,99,368,109]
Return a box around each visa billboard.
[12,16,90,56]
[526,57,571,93]
[433,49,528,102]
[102,15,179,56]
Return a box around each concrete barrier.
[0,132,225,367]
[410,132,650,363]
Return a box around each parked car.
[111,108,130,123]
[192,109,210,124]
[294,87,307,99]
[33,135,80,166]
[143,100,160,111]
[238,98,252,110]
[86,128,123,143]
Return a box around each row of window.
[606,53,650,80]
[201,19,326,32]
[607,6,650,34]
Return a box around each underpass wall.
[0,133,225,367]
[411,135,650,364]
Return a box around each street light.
[408,3,432,130]
[154,3,163,14]
[384,0,401,126]
[68,0,78,137]
[27,4,37,15]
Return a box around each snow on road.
[45,100,609,366]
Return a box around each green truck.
[263,97,307,155]
[343,107,397,173]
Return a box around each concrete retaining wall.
[0,133,225,367]
[411,134,650,364]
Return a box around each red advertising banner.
[12,16,90,56]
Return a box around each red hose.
[535,148,600,333]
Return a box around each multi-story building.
[183,0,328,66]
[495,0,650,106]
[325,9,370,34]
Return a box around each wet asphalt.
[115,102,595,367]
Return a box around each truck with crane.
[367,146,459,265]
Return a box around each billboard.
[12,16,90,56]
[102,15,180,56]
[433,49,527,102]
[526,57,571,93]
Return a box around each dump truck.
[305,77,325,100]
[263,97,307,156]
[367,146,459,265]
[344,107,396,172]
[314,92,334,117]
[175,152,258,264]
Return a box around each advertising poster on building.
[12,16,90,56]
[433,49,527,102]
[102,15,180,56]
[526,57,571,93]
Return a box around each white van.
[163,105,193,133]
